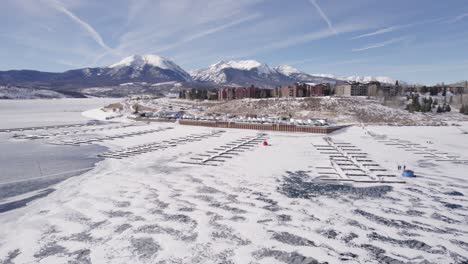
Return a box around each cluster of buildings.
[217,86,273,100]
[180,81,467,101]
[276,83,332,98]
[216,81,397,100]
[335,81,400,97]
[217,83,332,100]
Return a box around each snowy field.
[0,105,467,263]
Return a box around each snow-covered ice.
[0,98,118,129]
[0,102,467,263]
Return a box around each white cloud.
[446,12,468,23]
[255,22,367,55]
[149,13,263,54]
[42,0,112,52]
[352,18,443,40]
[352,26,400,39]
[352,36,408,52]
[308,0,337,34]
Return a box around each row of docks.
[368,131,468,164]
[181,133,268,166]
[313,137,404,184]
[179,120,345,134]
[0,121,106,133]
[98,130,225,159]
[12,124,133,140]
[50,127,173,146]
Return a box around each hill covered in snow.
[0,54,398,97]
[190,60,291,88]
[206,97,439,125]
[0,55,192,91]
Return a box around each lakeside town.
[111,80,468,134]
[2,0,468,262]
[178,81,468,103]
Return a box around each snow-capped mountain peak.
[209,60,276,75]
[107,54,192,82]
[274,65,301,76]
[191,60,289,87]
[341,76,394,84]
[109,54,181,71]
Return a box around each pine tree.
[446,105,451,112]
[412,94,421,112]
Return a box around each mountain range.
[0,54,397,98]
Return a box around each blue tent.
[402,170,415,177]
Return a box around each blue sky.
[1,0,468,84]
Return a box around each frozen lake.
[0,98,118,129]
[0,99,115,204]
[0,135,106,199]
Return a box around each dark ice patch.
[178,207,195,212]
[252,249,324,264]
[89,220,108,229]
[131,237,160,260]
[257,219,274,224]
[153,199,170,209]
[451,239,468,251]
[361,244,406,264]
[255,196,281,212]
[279,171,392,199]
[105,210,133,218]
[0,188,54,213]
[443,203,462,209]
[406,209,425,217]
[211,230,251,246]
[230,216,246,222]
[34,243,67,259]
[342,232,358,243]
[165,214,193,223]
[318,229,339,239]
[163,213,198,230]
[219,204,247,214]
[115,224,132,234]
[431,212,460,224]
[405,187,424,194]
[367,232,435,253]
[197,186,220,193]
[270,231,316,246]
[347,219,374,231]
[277,214,292,222]
[1,249,20,264]
[68,249,91,264]
[381,207,405,215]
[192,194,215,202]
[354,209,443,233]
[114,201,131,207]
[339,252,358,261]
[444,191,464,196]
[67,232,94,242]
[136,224,196,242]
[137,224,179,235]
